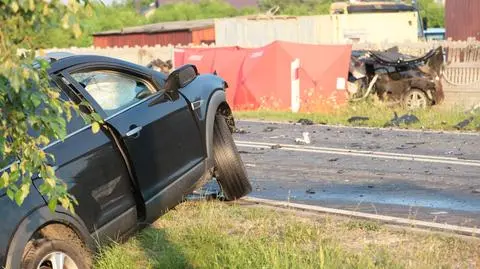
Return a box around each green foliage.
[417,0,445,28]
[259,0,333,15]
[147,0,254,23]
[0,0,101,212]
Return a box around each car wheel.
[403,88,429,110]
[22,239,89,269]
[213,114,252,201]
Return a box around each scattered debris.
[347,116,370,123]
[297,118,314,125]
[365,131,372,135]
[367,185,374,189]
[271,144,282,149]
[328,158,339,162]
[430,211,448,215]
[405,142,426,145]
[385,112,420,127]
[295,132,311,144]
[234,128,248,134]
[263,126,278,132]
[349,143,362,148]
[186,179,222,201]
[454,117,474,130]
[396,144,417,150]
[245,163,256,168]
[306,188,316,194]
[239,150,264,155]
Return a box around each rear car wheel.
[22,239,89,269]
[403,88,430,110]
[213,114,252,201]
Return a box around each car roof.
[48,54,156,75]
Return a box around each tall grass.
[95,201,480,269]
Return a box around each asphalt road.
[233,120,480,228]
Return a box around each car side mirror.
[164,64,199,93]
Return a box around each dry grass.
[95,201,480,269]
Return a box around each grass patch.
[95,201,480,269]
[234,100,480,132]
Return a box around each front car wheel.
[212,114,252,201]
[22,239,89,269]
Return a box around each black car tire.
[213,114,252,201]
[22,239,90,269]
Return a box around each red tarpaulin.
[174,41,352,112]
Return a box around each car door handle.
[126,126,142,138]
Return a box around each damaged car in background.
[347,46,445,109]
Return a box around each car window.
[71,71,153,117]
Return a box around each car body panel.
[39,125,137,234]
[0,186,46,267]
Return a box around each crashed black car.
[348,46,444,109]
[0,54,251,269]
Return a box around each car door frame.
[59,62,208,222]
[54,64,160,224]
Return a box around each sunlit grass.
[234,99,480,132]
[95,201,480,269]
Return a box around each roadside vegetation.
[234,100,480,132]
[30,0,445,48]
[95,201,480,269]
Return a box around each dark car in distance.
[0,54,252,269]
[348,47,445,109]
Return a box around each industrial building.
[93,19,215,48]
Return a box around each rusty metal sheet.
[446,0,480,41]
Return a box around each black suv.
[0,55,251,269]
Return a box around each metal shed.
[93,19,215,48]
[445,0,480,41]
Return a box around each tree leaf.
[15,184,30,206]
[6,188,14,201]
[48,198,58,212]
[91,122,101,134]
[0,172,9,188]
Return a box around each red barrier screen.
[175,41,352,112]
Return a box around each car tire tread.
[213,114,252,201]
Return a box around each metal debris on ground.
[396,144,417,150]
[297,118,314,125]
[263,126,278,132]
[295,132,311,144]
[385,112,420,127]
[454,117,474,130]
[234,128,249,134]
[239,150,264,155]
[271,144,282,149]
[328,158,339,162]
[347,116,370,123]
[186,178,222,201]
[306,188,316,194]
